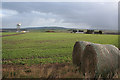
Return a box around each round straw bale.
[81,44,120,78]
[72,41,91,66]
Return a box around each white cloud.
[31,11,47,15]
[2,2,118,30]
[2,9,18,17]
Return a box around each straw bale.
[81,44,120,78]
[72,41,91,66]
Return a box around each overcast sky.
[1,2,118,30]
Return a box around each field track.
[0,33,25,37]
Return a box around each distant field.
[2,32,119,65]
[2,32,16,36]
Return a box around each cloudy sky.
[1,2,118,30]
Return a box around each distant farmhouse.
[94,30,102,34]
[86,29,103,34]
[86,30,94,34]
[72,29,103,34]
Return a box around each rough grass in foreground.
[2,63,119,78]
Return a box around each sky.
[1,2,118,30]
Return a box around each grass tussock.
[2,63,120,78]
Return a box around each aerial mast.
[16,23,21,32]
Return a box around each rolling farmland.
[2,32,120,78]
[2,32,119,65]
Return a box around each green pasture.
[2,32,16,35]
[2,32,119,65]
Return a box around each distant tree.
[79,30,83,32]
[86,30,94,34]
[99,31,102,34]
[73,30,77,33]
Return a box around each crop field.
[2,32,119,65]
[2,32,16,36]
[2,32,120,78]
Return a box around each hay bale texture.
[81,43,120,78]
[72,41,91,66]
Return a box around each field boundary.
[1,33,25,37]
[2,55,65,62]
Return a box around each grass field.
[2,32,119,65]
[2,32,120,78]
[2,32,16,36]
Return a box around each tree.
[73,30,77,33]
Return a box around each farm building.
[71,29,103,34]
[94,30,102,34]
[72,30,77,33]
[78,30,84,32]
[85,30,103,34]
[86,30,94,34]
[21,30,29,33]
[72,29,85,33]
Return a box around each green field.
[2,32,119,65]
[2,32,16,35]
